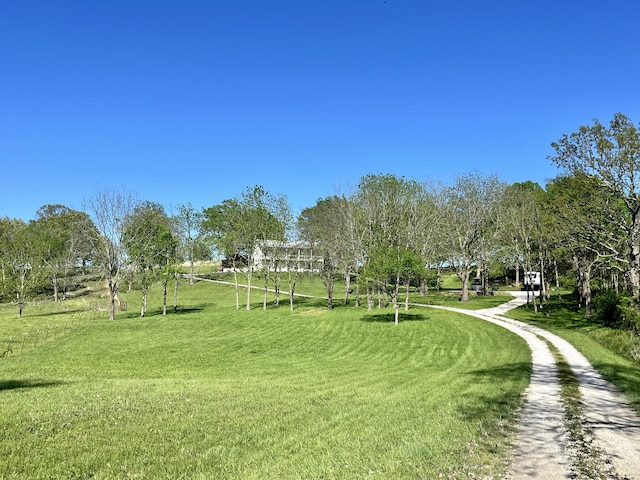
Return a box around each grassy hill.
[0,278,530,479]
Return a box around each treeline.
[1,113,640,330]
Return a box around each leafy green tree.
[203,186,287,310]
[298,195,362,309]
[364,245,425,325]
[550,113,640,301]
[353,174,424,308]
[124,201,177,317]
[544,173,625,315]
[0,218,31,315]
[31,205,99,301]
[0,217,25,301]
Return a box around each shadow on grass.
[466,362,533,383]
[0,379,64,392]
[457,363,532,431]
[118,306,207,320]
[361,312,430,323]
[21,307,89,318]
[587,362,640,414]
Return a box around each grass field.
[0,279,531,479]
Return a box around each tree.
[353,174,424,309]
[549,113,640,301]
[364,245,425,325]
[298,196,354,309]
[84,186,138,320]
[203,186,288,310]
[438,172,505,302]
[544,174,624,315]
[500,182,545,310]
[0,219,32,316]
[0,217,25,302]
[31,205,99,301]
[174,203,205,285]
[123,201,176,317]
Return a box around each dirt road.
[431,292,640,479]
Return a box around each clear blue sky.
[2,0,639,221]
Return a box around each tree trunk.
[288,270,297,312]
[52,275,59,302]
[404,278,410,311]
[458,267,471,302]
[263,268,268,311]
[326,275,334,310]
[246,267,253,311]
[140,285,148,317]
[173,272,179,312]
[344,270,351,305]
[394,276,400,325]
[162,281,168,316]
[554,260,562,301]
[630,214,640,302]
[108,272,117,321]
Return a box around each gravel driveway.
[431,292,640,479]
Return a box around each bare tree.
[437,172,505,302]
[84,186,137,320]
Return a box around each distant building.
[252,240,321,272]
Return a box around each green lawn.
[1,280,530,479]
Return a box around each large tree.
[353,174,424,309]
[544,173,625,315]
[550,113,640,301]
[298,195,357,309]
[437,172,505,302]
[31,205,98,301]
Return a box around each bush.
[593,290,623,326]
[619,303,640,334]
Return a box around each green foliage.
[593,290,624,326]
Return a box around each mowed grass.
[1,281,530,479]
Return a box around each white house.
[252,240,321,272]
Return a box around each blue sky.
[2,0,639,221]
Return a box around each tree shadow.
[21,307,88,318]
[0,379,64,392]
[118,306,206,319]
[361,312,430,323]
[466,362,533,383]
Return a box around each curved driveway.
[430,291,640,479]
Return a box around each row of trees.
[1,113,639,326]
[0,191,210,320]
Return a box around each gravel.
[431,292,640,479]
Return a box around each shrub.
[593,290,623,326]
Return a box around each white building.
[252,240,321,272]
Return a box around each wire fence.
[1,302,110,358]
